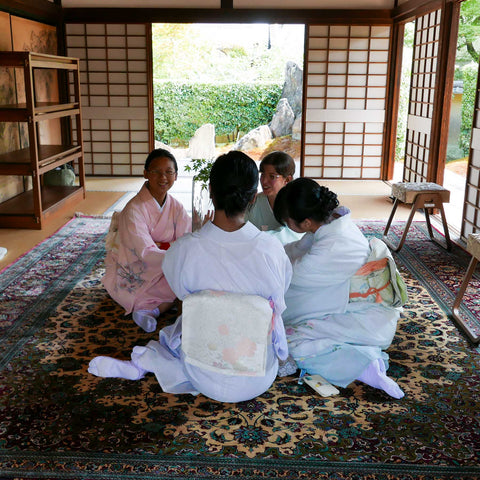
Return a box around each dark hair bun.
[209,151,259,217]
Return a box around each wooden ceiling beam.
[392,0,461,23]
[62,7,393,25]
[0,0,62,25]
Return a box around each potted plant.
[185,158,214,231]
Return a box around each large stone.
[281,61,303,118]
[154,140,175,153]
[187,123,216,159]
[292,114,302,141]
[234,125,273,151]
[270,98,295,137]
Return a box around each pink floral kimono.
[103,182,191,314]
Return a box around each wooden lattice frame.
[303,24,391,180]
[462,65,480,238]
[66,23,152,176]
[403,9,441,183]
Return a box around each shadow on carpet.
[0,216,479,479]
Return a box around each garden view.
[152,4,479,176]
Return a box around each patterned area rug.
[1,217,479,479]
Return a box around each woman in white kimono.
[103,148,191,333]
[89,151,292,403]
[273,178,404,399]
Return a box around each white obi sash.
[182,290,274,377]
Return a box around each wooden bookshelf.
[0,51,85,229]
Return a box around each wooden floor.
[0,177,415,272]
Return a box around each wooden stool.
[452,233,480,344]
[383,182,452,252]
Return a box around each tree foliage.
[457,0,480,66]
[152,23,304,84]
[459,63,478,155]
[456,0,480,156]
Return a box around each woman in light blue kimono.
[245,151,302,245]
[89,151,292,403]
[274,178,404,399]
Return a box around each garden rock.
[281,61,303,118]
[187,123,216,160]
[235,125,273,151]
[270,98,295,137]
[292,114,302,141]
[154,140,175,153]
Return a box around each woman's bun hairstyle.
[274,178,338,225]
[209,151,259,217]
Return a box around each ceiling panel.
[234,0,394,8]
[61,0,221,7]
[62,0,394,8]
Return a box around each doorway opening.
[394,21,414,183]
[444,0,480,233]
[152,23,305,164]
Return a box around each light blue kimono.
[283,207,401,388]
[246,193,303,244]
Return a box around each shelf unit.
[0,51,85,229]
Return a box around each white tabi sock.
[132,307,160,333]
[357,358,405,399]
[88,356,146,380]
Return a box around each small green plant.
[185,158,214,190]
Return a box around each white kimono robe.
[283,207,401,388]
[103,183,191,314]
[246,192,303,245]
[132,221,292,403]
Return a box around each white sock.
[132,308,159,332]
[88,356,146,380]
[357,358,405,399]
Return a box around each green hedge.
[153,81,282,146]
[459,64,478,156]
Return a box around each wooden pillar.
[383,21,405,180]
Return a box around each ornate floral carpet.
[0,217,479,479]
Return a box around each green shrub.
[154,81,282,146]
[459,63,479,155]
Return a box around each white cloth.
[134,221,292,402]
[182,290,273,377]
[284,207,370,325]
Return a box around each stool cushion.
[467,233,480,260]
[392,182,450,204]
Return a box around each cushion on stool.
[467,233,480,260]
[391,182,450,204]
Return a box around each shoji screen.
[462,65,480,238]
[403,9,441,183]
[65,23,151,176]
[304,25,390,179]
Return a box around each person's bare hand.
[202,210,214,225]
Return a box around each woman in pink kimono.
[103,148,191,332]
